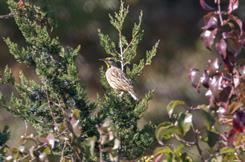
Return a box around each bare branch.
[118,31,125,71]
[193,129,205,162]
[0,13,14,20]
[217,0,224,26]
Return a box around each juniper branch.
[0,13,14,19]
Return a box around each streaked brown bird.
[100,57,138,101]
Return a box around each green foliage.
[154,100,245,162]
[99,1,159,80]
[134,90,153,117]
[98,30,117,57]
[0,126,10,161]
[3,0,96,133]
[177,112,192,135]
[98,1,158,160]
[0,0,97,161]
[126,40,160,79]
[0,0,159,161]
[109,1,129,32]
[166,100,186,117]
[206,130,219,147]
[0,126,10,147]
[0,66,15,85]
[4,38,33,66]
[200,107,215,130]
[155,122,180,142]
[154,145,192,162]
[154,101,200,161]
[98,92,155,160]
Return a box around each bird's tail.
[129,90,138,101]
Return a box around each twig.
[18,143,48,161]
[217,0,224,26]
[24,120,28,136]
[118,31,125,71]
[60,141,67,162]
[193,129,205,162]
[99,144,104,162]
[0,13,14,20]
[121,37,135,58]
[59,98,84,161]
[44,83,58,127]
[96,125,104,162]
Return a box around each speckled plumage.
[105,64,138,101]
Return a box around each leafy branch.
[97,1,159,161]
[99,1,159,79]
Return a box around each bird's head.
[99,57,117,68]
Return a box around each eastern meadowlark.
[100,57,138,101]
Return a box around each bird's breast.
[105,67,123,90]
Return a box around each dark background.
[0,0,244,145]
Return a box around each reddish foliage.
[17,0,25,9]
[200,0,215,11]
[192,0,245,142]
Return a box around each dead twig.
[0,13,14,20]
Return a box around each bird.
[100,57,138,101]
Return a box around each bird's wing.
[110,67,133,91]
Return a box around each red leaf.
[189,68,200,88]
[228,109,245,141]
[200,0,215,11]
[200,70,210,88]
[17,0,25,9]
[221,31,243,57]
[70,117,81,137]
[216,39,227,59]
[201,28,218,50]
[209,76,222,97]
[46,134,56,149]
[202,14,218,30]
[240,65,245,77]
[233,109,245,130]
[228,0,239,13]
[154,154,165,162]
[227,128,239,142]
[229,15,243,36]
[207,59,220,76]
